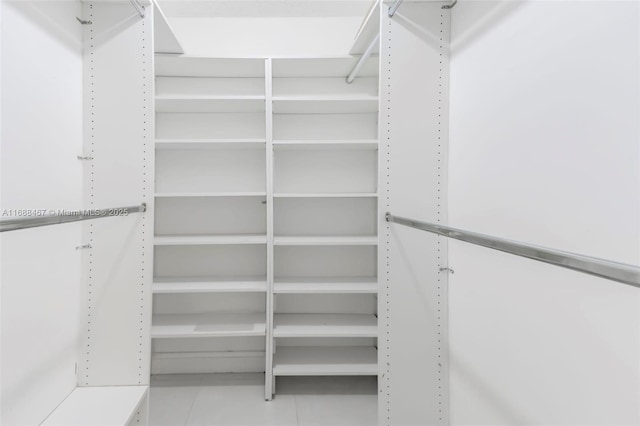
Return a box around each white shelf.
[273,346,378,376]
[273,192,378,198]
[156,139,265,150]
[152,313,266,338]
[273,140,378,150]
[273,314,377,338]
[272,97,378,114]
[153,0,183,54]
[274,277,377,294]
[41,386,148,426]
[155,234,267,246]
[153,276,267,293]
[155,192,266,198]
[274,236,378,246]
[155,56,266,78]
[156,96,266,113]
[272,57,379,78]
[350,0,381,55]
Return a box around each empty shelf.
[273,314,377,338]
[273,140,378,150]
[156,139,265,150]
[273,97,378,114]
[154,235,267,245]
[156,56,265,78]
[273,192,377,198]
[274,236,378,246]
[155,192,266,198]
[153,276,267,293]
[41,386,147,426]
[274,277,377,294]
[273,346,378,376]
[152,313,266,338]
[156,96,265,113]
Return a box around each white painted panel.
[380,2,450,425]
[449,2,640,424]
[274,149,377,193]
[154,245,267,278]
[79,2,154,386]
[156,112,265,139]
[41,386,148,426]
[166,17,365,57]
[273,113,378,140]
[0,1,83,424]
[275,246,377,278]
[274,197,377,236]
[155,196,266,236]
[275,294,377,314]
[156,149,266,193]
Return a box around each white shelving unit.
[153,57,269,377]
[153,54,379,397]
[269,56,379,391]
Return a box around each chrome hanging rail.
[385,212,640,288]
[388,0,405,17]
[129,0,145,18]
[0,204,147,233]
[346,33,380,84]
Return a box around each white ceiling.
[156,0,375,18]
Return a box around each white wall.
[449,1,640,424]
[167,17,364,57]
[0,1,84,424]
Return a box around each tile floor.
[149,374,378,426]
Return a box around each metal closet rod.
[346,33,380,84]
[385,212,640,288]
[0,203,147,233]
[129,0,145,18]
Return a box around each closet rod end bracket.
[442,0,458,10]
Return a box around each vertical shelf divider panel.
[265,58,275,401]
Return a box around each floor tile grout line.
[294,394,301,426]
[183,376,205,426]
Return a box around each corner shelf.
[153,276,267,293]
[273,314,377,338]
[154,234,267,246]
[274,277,377,294]
[273,346,377,376]
[152,313,266,338]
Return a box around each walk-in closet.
[2,0,639,425]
